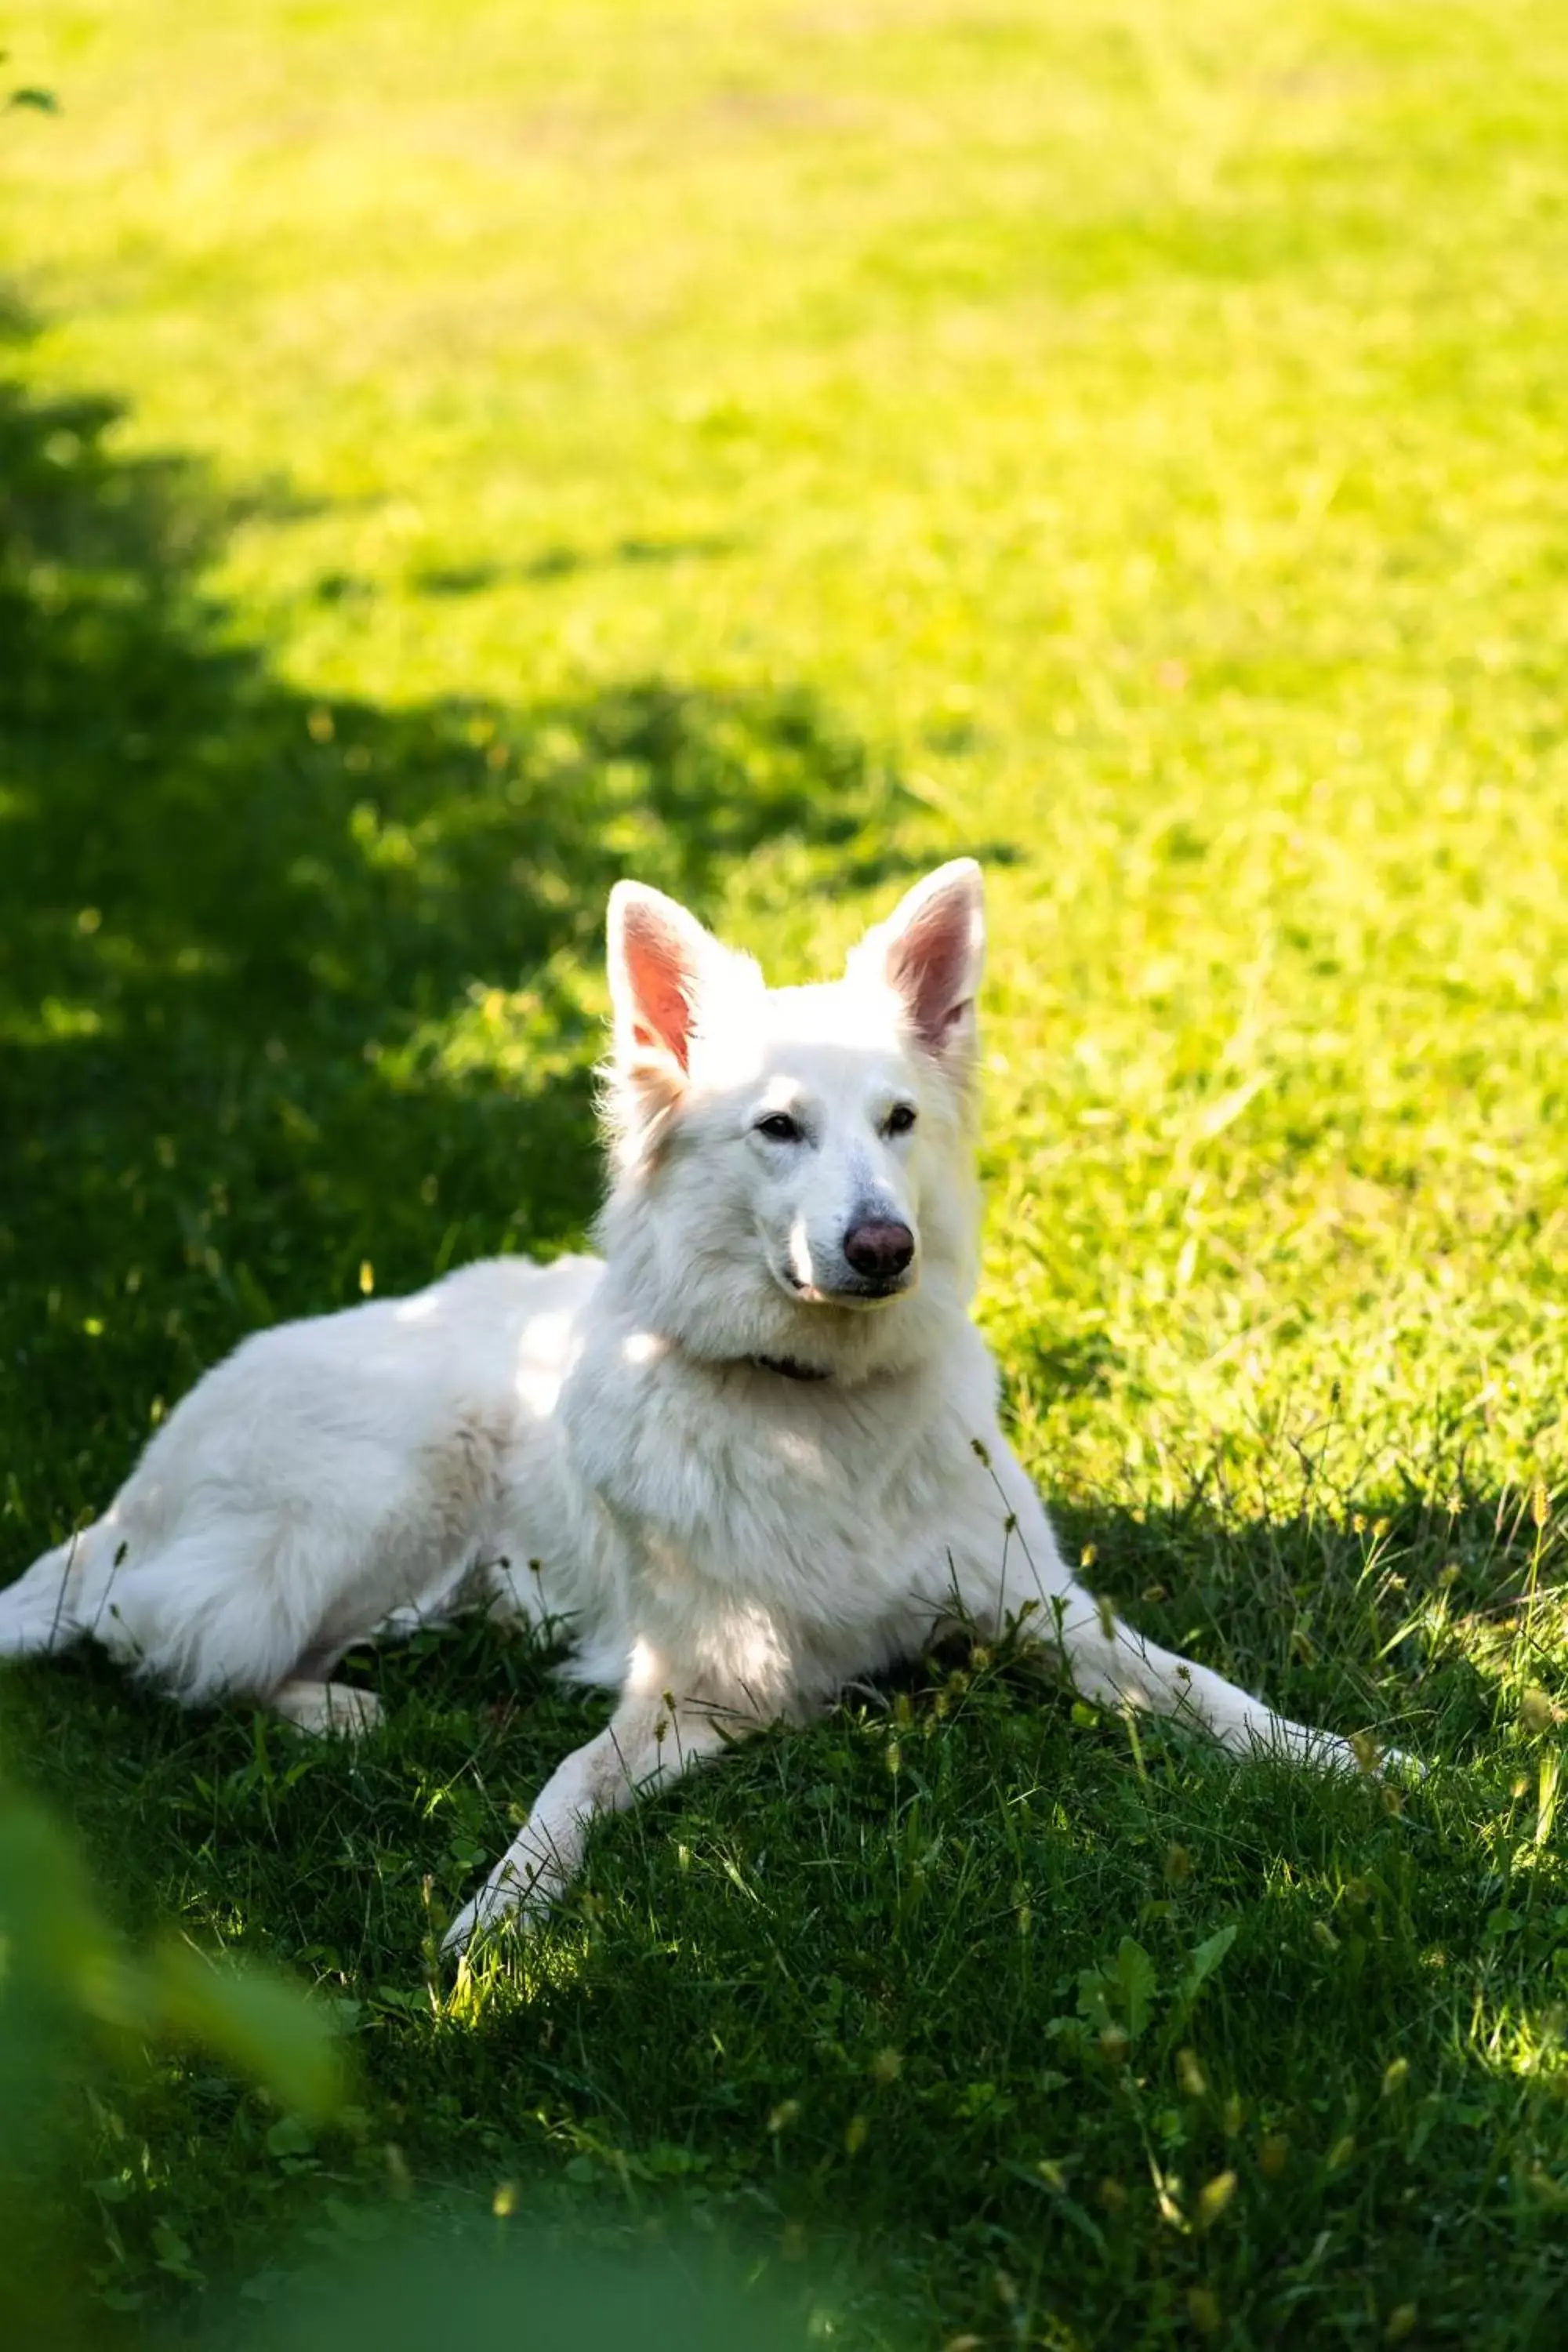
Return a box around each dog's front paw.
[442,1885,524,1964]
[441,1853,554,1965]
[1347,1730,1426,1783]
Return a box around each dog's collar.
[747,1352,832,1383]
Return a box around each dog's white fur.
[0,862,1383,1955]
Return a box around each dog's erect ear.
[854,859,985,1063]
[606,881,728,1077]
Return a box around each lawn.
[1,1,1566,2343]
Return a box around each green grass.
[2,1,1566,2343]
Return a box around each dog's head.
[597,861,985,1377]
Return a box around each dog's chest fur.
[553,1305,999,1697]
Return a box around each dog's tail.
[0,1525,100,1656]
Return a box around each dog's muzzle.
[840,1219,916,1294]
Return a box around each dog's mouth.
[775,1265,916,1308]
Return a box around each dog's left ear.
[853,859,985,1065]
[606,881,730,1080]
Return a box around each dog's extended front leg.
[441,1686,738,1959]
[946,1435,1385,1774]
[1044,1590,1363,1769]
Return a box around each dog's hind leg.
[0,1515,363,1736]
[270,1676,385,1737]
[260,1632,387,1737]
[0,1512,376,1738]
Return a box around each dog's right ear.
[606,881,728,1095]
[848,858,985,1074]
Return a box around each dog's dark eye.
[756,1112,804,1144]
[885,1103,917,1137]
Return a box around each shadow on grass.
[5,1479,1557,2346]
[0,376,924,1540]
[411,532,739,596]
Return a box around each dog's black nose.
[843,1220,916,1280]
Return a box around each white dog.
[0,862,1388,1955]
